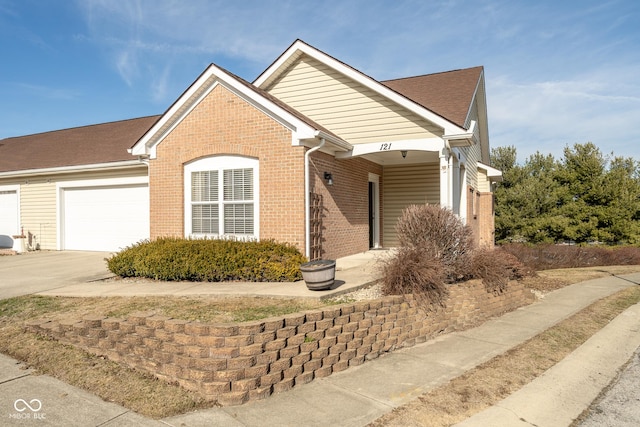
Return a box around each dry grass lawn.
[0,265,638,420]
[368,268,640,427]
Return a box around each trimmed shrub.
[379,247,448,306]
[395,204,474,281]
[106,238,307,282]
[470,248,533,294]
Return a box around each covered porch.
[334,135,473,249]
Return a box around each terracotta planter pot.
[300,259,336,290]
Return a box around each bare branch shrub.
[395,204,474,281]
[379,247,448,306]
[470,248,534,294]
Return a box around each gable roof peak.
[255,39,467,134]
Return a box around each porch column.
[439,148,452,209]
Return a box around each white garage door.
[0,189,19,236]
[62,184,149,251]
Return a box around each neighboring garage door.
[0,189,19,236]
[62,184,149,251]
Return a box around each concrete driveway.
[0,251,112,299]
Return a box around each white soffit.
[478,162,503,181]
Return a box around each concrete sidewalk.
[454,299,640,427]
[2,255,640,426]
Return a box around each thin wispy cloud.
[1,0,638,162]
[15,83,80,101]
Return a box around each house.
[0,39,501,259]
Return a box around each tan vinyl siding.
[477,168,490,192]
[1,166,147,250]
[20,182,57,249]
[266,55,442,144]
[459,101,482,190]
[460,143,481,190]
[383,163,439,247]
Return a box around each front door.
[368,182,374,248]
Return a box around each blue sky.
[1,0,639,163]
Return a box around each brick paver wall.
[26,280,534,406]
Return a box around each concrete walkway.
[1,251,639,426]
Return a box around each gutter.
[442,120,478,147]
[0,160,146,179]
[304,135,326,259]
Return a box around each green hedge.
[106,238,307,282]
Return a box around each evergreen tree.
[491,142,640,245]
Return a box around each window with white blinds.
[191,171,219,234]
[184,157,258,238]
[223,169,254,234]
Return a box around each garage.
[0,188,19,238]
[61,184,149,251]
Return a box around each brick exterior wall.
[309,151,383,260]
[27,281,534,406]
[146,83,496,257]
[477,192,495,247]
[149,84,307,250]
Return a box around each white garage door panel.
[63,185,149,251]
[0,190,19,236]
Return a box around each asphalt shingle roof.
[0,62,483,174]
[382,66,483,129]
[0,116,160,173]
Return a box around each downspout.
[304,137,326,259]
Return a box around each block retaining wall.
[26,280,535,406]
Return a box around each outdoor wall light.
[401,150,408,159]
[324,172,333,186]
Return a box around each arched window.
[184,156,259,239]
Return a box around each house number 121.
[380,143,392,151]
